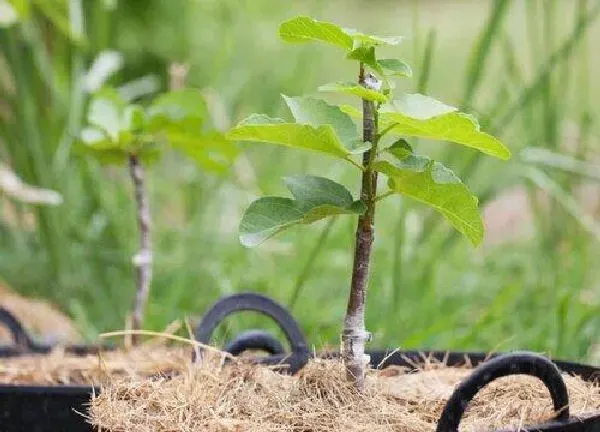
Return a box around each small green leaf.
[123,105,146,132]
[282,95,362,151]
[385,139,413,159]
[378,59,413,78]
[239,175,364,247]
[347,46,383,75]
[147,88,207,134]
[279,16,353,50]
[318,82,388,103]
[380,94,511,160]
[374,158,483,246]
[87,88,126,142]
[226,114,357,161]
[80,127,112,149]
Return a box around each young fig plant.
[79,87,237,343]
[226,16,510,389]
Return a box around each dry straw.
[89,352,600,432]
[2,331,599,431]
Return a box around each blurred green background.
[2,0,600,361]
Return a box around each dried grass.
[0,279,80,344]
[0,344,193,386]
[89,354,600,432]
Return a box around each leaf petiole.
[375,190,394,202]
[377,122,399,141]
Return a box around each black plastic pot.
[2,295,600,432]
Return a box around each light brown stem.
[128,154,152,345]
[342,64,379,390]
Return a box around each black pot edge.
[1,349,598,393]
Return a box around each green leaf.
[374,158,483,246]
[123,105,146,132]
[87,89,126,142]
[378,59,413,78]
[7,0,29,17]
[226,114,359,161]
[279,16,353,49]
[239,175,364,247]
[344,28,403,47]
[380,94,511,160]
[147,88,207,134]
[347,46,383,75]
[386,139,413,159]
[339,104,362,119]
[169,131,238,174]
[279,16,402,51]
[80,127,112,149]
[318,82,388,103]
[282,95,363,151]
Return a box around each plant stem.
[342,64,379,390]
[128,154,152,344]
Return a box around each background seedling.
[227,15,510,389]
[79,87,237,343]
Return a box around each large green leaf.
[226,113,363,163]
[374,158,483,246]
[318,82,387,103]
[380,94,511,160]
[279,16,353,49]
[279,16,401,51]
[239,175,364,247]
[282,95,363,151]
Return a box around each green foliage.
[374,158,483,246]
[279,15,353,49]
[380,94,511,160]
[229,15,509,248]
[318,82,388,103]
[279,15,402,50]
[377,59,413,78]
[239,175,364,247]
[80,88,237,171]
[226,95,368,164]
[3,0,598,361]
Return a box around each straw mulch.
[0,344,193,386]
[0,279,80,344]
[89,354,600,432]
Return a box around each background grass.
[2,0,600,362]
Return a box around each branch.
[128,154,152,344]
[342,65,380,390]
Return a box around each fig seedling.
[79,87,237,343]
[227,15,510,389]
